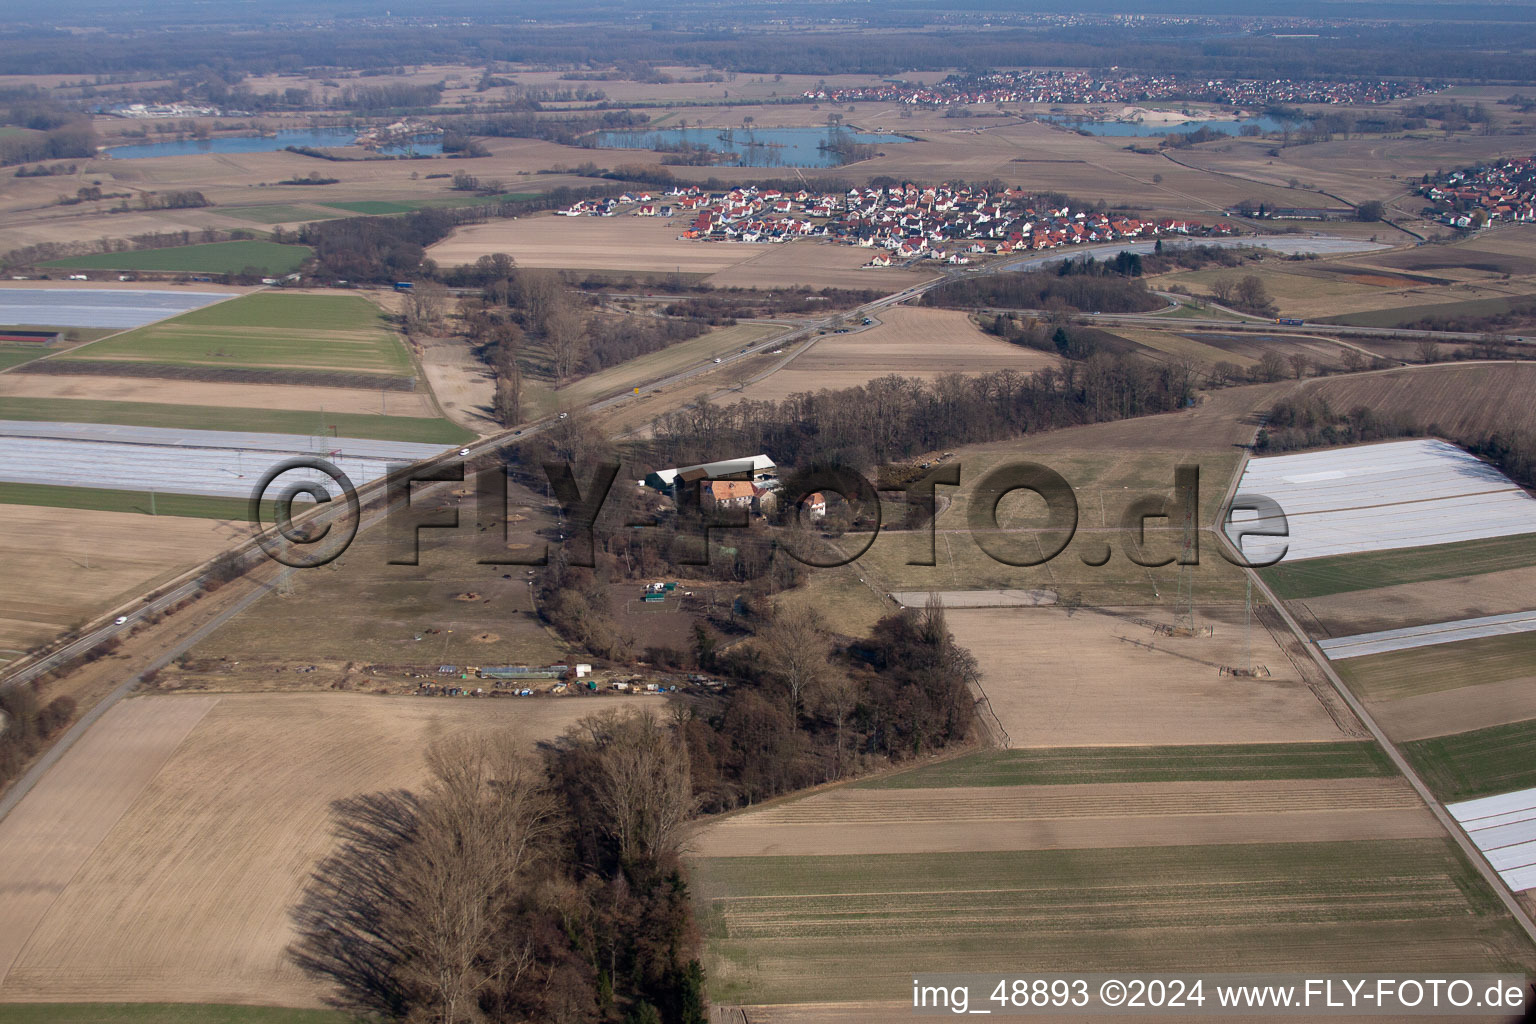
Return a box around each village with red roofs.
[559,182,1233,264]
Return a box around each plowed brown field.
[0,692,645,1007]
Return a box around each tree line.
[644,359,1196,473]
[1254,395,1423,453]
[292,713,706,1024]
[921,268,1163,315]
[0,685,76,791]
[0,119,96,168]
[8,18,1536,83]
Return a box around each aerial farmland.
[6,5,1536,1023]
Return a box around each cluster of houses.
[639,454,826,517]
[560,183,1233,262]
[351,119,440,150]
[1418,158,1536,228]
[804,70,1438,109]
[107,102,227,119]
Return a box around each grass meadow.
[41,242,312,276]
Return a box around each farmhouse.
[644,454,777,493]
[702,480,756,510]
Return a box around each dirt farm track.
[0,692,646,1007]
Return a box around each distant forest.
[3,19,1536,81]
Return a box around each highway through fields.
[1,228,1519,823]
[0,230,1489,690]
[0,230,1481,694]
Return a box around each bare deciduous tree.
[546,306,587,382]
[405,281,449,334]
[810,671,859,776]
[491,320,524,426]
[1256,350,1288,382]
[1235,274,1272,314]
[391,736,561,1024]
[579,709,696,866]
[291,735,562,1024]
[760,603,830,722]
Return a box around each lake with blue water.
[1039,115,1285,137]
[589,125,907,168]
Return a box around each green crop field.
[218,205,344,225]
[0,396,473,445]
[60,293,412,375]
[168,293,383,332]
[0,1005,350,1024]
[692,840,1531,1004]
[860,742,1397,789]
[0,482,272,521]
[1404,718,1536,802]
[0,344,50,371]
[1334,632,1536,703]
[1262,534,1536,600]
[320,200,427,215]
[40,242,313,276]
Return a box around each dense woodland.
[921,267,1164,314]
[293,715,707,1024]
[0,117,95,167]
[536,539,977,808]
[1255,395,1423,453]
[4,16,1536,82]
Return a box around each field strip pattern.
[1448,787,1536,893]
[860,743,1395,789]
[0,290,237,329]
[0,421,449,499]
[0,696,220,987]
[891,589,1056,608]
[691,841,1527,1003]
[690,780,1439,857]
[1227,439,1536,563]
[1319,610,1536,660]
[717,780,1423,823]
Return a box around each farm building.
[644,454,776,493]
[0,329,61,345]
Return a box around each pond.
[589,125,907,168]
[103,128,443,160]
[1038,115,1286,137]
